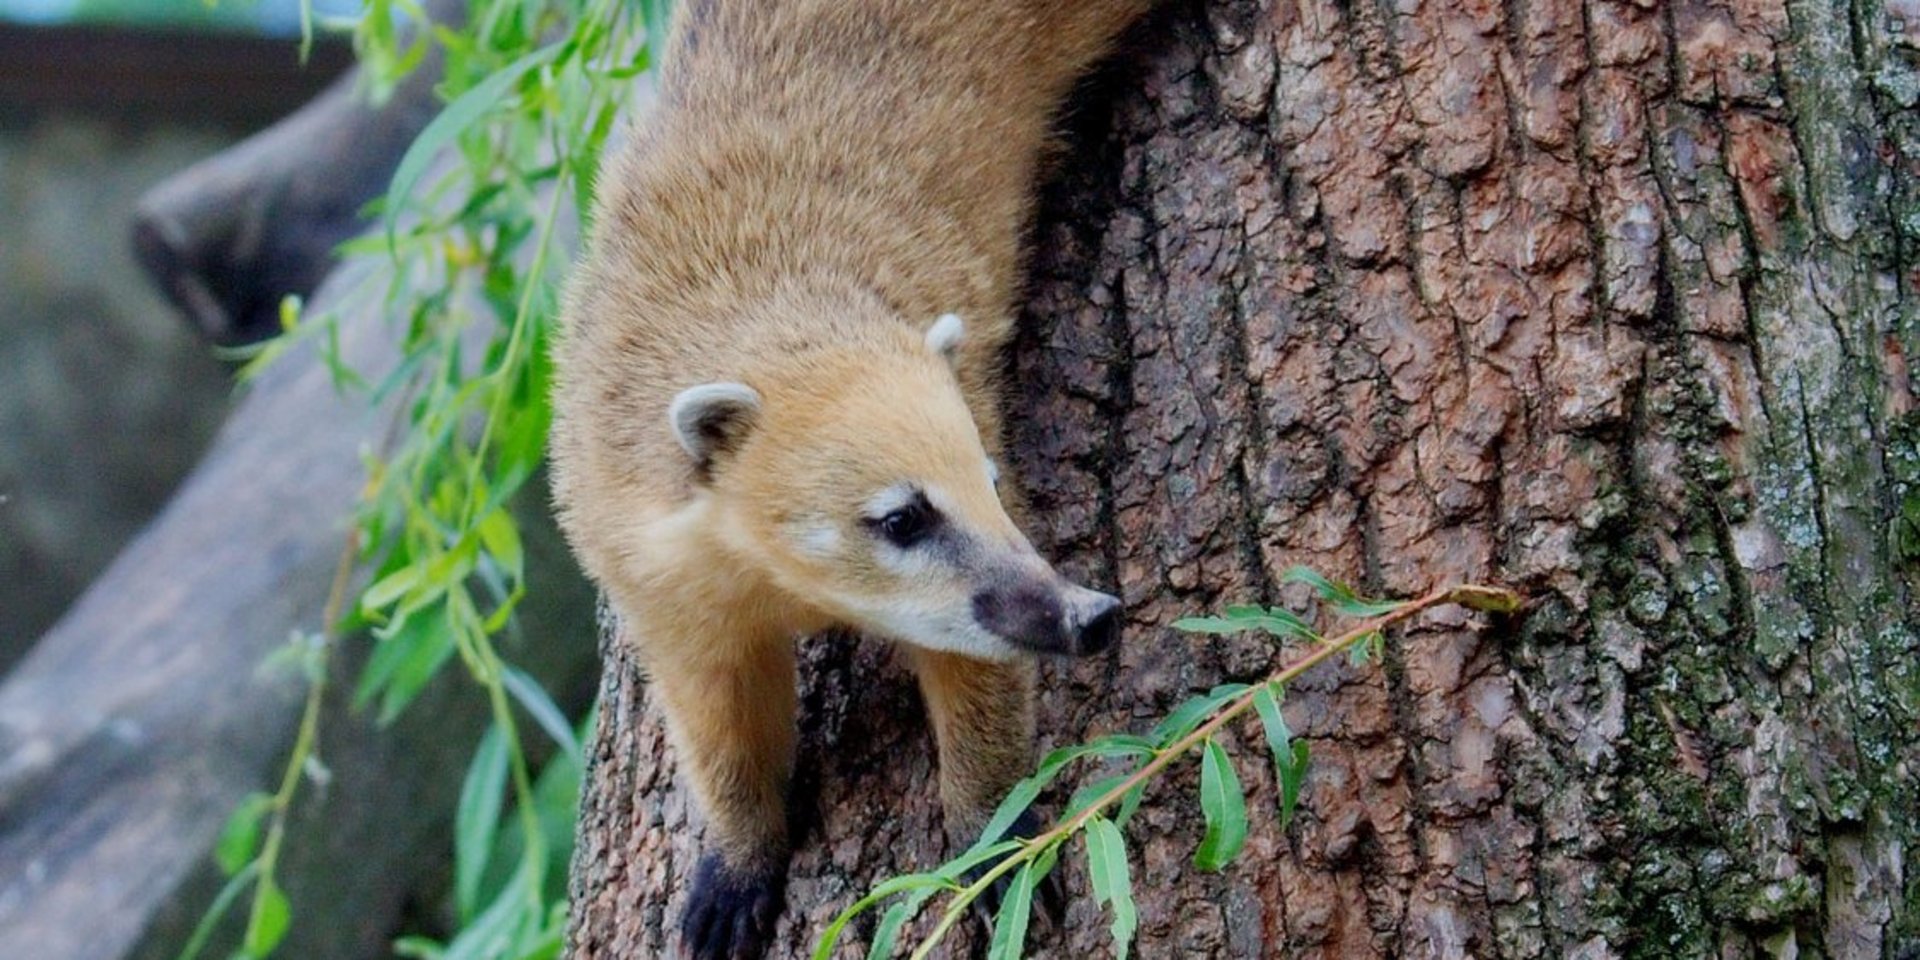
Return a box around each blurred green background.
[0,0,361,35]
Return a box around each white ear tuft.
[668,382,762,472]
[925,313,965,364]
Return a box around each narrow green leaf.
[354,607,432,709]
[391,936,446,959]
[1194,740,1247,871]
[1150,684,1249,745]
[374,617,458,725]
[1170,616,1250,635]
[1175,607,1318,641]
[362,565,421,612]
[476,508,524,580]
[933,839,1024,884]
[436,869,528,960]
[1222,604,1319,639]
[455,726,509,920]
[1115,779,1148,828]
[865,885,940,960]
[1279,566,1403,618]
[811,872,955,960]
[986,862,1038,960]
[1252,684,1309,827]
[384,44,564,251]
[866,903,910,960]
[1084,816,1137,960]
[1065,772,1132,818]
[214,793,273,876]
[172,863,258,960]
[244,879,291,956]
[1036,736,1156,773]
[503,665,581,765]
[1347,630,1383,667]
[1280,739,1310,826]
[972,776,1045,855]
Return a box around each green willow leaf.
[1346,629,1383,667]
[455,726,509,920]
[1084,816,1137,960]
[1223,603,1319,640]
[214,792,273,876]
[361,565,422,612]
[384,43,565,251]
[972,777,1045,856]
[1151,683,1249,745]
[244,879,291,956]
[1280,739,1310,826]
[811,872,956,960]
[1194,739,1247,871]
[973,736,1153,852]
[935,839,1024,883]
[172,863,258,960]
[986,862,1038,960]
[374,616,458,725]
[865,885,941,960]
[1176,605,1318,641]
[1252,684,1309,827]
[503,665,582,765]
[1169,616,1248,634]
[1065,772,1132,818]
[476,508,524,581]
[1279,566,1403,618]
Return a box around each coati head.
[668,312,1122,660]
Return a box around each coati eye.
[870,494,939,548]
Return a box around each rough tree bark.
[566,0,1918,955]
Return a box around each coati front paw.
[681,852,785,959]
[964,808,1065,931]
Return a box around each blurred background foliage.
[0,0,360,35]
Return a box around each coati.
[549,1,1154,955]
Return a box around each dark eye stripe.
[866,490,940,548]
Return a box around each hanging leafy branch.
[176,1,665,957]
[813,569,1522,960]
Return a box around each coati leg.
[908,648,1038,839]
[649,627,798,959]
[908,646,1049,918]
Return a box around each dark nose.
[971,583,1063,653]
[1074,593,1122,655]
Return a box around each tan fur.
[551,0,1151,894]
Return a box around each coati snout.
[971,578,1121,656]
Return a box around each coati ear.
[925,313,964,366]
[668,382,761,474]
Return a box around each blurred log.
[0,25,609,960]
[0,250,600,960]
[130,0,459,345]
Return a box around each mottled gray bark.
[567,0,1919,956]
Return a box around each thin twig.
[903,582,1521,959]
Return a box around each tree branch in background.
[129,0,462,345]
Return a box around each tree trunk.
[565,0,1918,955]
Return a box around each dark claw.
[680,852,785,960]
